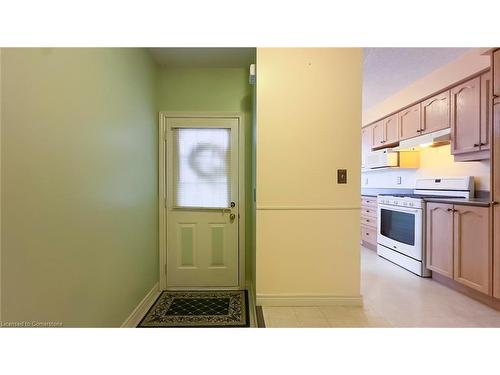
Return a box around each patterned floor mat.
[138,290,248,328]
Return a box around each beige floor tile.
[293,307,330,328]
[262,247,500,328]
[262,307,299,328]
[326,317,392,328]
[265,318,301,328]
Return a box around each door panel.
[421,91,450,134]
[493,49,500,104]
[495,103,500,298]
[494,204,500,299]
[426,202,454,278]
[361,125,373,167]
[451,77,481,155]
[372,121,385,147]
[480,72,492,150]
[383,114,399,144]
[453,206,491,294]
[399,104,421,140]
[166,117,239,288]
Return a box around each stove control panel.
[377,196,423,209]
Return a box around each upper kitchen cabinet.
[382,114,399,145]
[371,120,385,147]
[399,103,421,141]
[371,114,399,148]
[480,71,492,151]
[493,49,500,105]
[451,72,492,161]
[451,76,481,155]
[421,91,450,135]
[361,125,373,167]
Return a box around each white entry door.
[166,117,239,288]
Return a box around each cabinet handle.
[474,143,479,147]
[447,208,453,211]
[493,94,499,99]
[480,142,487,146]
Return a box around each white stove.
[376,176,474,277]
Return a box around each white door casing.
[158,113,245,290]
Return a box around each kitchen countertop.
[361,189,492,207]
[422,197,492,207]
[361,188,413,197]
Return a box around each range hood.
[363,148,399,169]
[394,128,451,151]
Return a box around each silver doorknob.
[229,213,236,222]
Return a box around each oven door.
[377,204,423,260]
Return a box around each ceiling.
[149,48,256,68]
[363,48,473,111]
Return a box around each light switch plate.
[337,169,347,184]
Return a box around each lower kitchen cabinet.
[426,203,454,278]
[454,205,492,294]
[426,203,492,294]
[360,195,377,250]
[361,226,377,247]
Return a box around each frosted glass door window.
[173,128,231,208]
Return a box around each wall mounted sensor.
[249,64,256,84]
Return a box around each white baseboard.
[245,281,257,327]
[256,293,363,307]
[121,282,161,328]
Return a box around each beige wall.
[363,48,491,126]
[1,48,158,326]
[256,48,363,304]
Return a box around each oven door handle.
[378,204,420,214]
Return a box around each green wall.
[156,66,255,289]
[1,48,158,327]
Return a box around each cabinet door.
[426,202,454,278]
[480,71,492,151]
[453,205,491,294]
[361,125,373,167]
[494,104,500,298]
[451,77,481,155]
[372,121,385,148]
[399,103,421,141]
[383,114,399,144]
[421,91,450,134]
[493,49,500,104]
[494,204,500,299]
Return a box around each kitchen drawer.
[361,226,377,245]
[361,206,377,218]
[361,197,377,207]
[360,215,377,228]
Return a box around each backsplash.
[361,144,490,191]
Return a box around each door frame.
[158,112,246,291]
